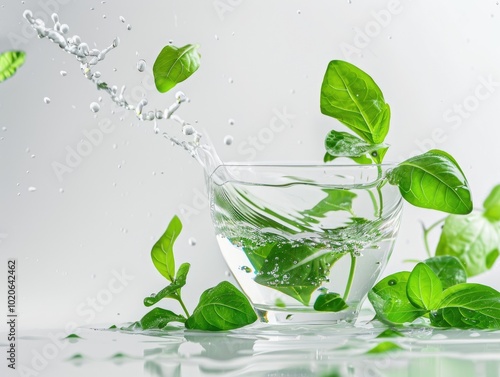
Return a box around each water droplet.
[228,77,234,84]
[188,237,197,246]
[91,274,96,279]
[60,70,67,76]
[59,188,64,193]
[182,125,195,135]
[102,14,107,19]
[347,0,352,3]
[44,97,51,104]
[290,89,296,94]
[119,16,125,23]
[30,154,36,158]
[388,35,392,40]
[224,135,233,145]
[127,24,132,30]
[215,34,219,40]
[297,10,301,14]
[224,270,231,277]
[60,24,69,34]
[136,59,146,72]
[112,143,117,149]
[121,228,128,234]
[239,266,252,273]
[1,127,6,131]
[388,279,397,286]
[28,186,37,192]
[90,102,100,113]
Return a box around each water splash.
[23,10,222,175]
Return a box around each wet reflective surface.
[5,311,500,377]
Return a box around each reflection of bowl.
[207,163,403,324]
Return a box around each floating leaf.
[0,51,26,83]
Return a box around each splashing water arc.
[22,9,222,175]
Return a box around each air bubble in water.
[28,186,37,192]
[59,188,64,193]
[228,119,235,126]
[60,70,67,76]
[112,143,117,149]
[224,135,233,145]
[1,127,6,131]
[188,237,197,246]
[127,24,132,30]
[136,59,146,72]
[119,16,125,23]
[228,77,233,84]
[44,97,51,104]
[297,10,301,14]
[90,102,100,113]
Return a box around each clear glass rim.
[210,161,398,179]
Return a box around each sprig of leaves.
[320,60,473,215]
[368,255,500,329]
[137,215,257,331]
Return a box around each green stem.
[422,217,446,258]
[343,253,357,302]
[376,165,384,218]
[177,294,190,318]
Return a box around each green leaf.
[368,272,427,325]
[144,263,191,307]
[0,51,26,83]
[376,328,404,338]
[436,213,500,277]
[386,150,473,214]
[254,242,344,305]
[185,281,257,331]
[324,130,389,164]
[320,60,391,144]
[483,184,500,221]
[423,256,467,290]
[430,283,500,329]
[138,308,186,330]
[314,292,348,312]
[303,188,357,217]
[406,263,443,310]
[366,341,404,354]
[151,215,182,282]
[153,44,201,93]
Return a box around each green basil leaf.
[153,44,201,93]
[424,256,467,290]
[436,213,500,277]
[368,272,427,325]
[254,243,344,305]
[386,150,473,214]
[144,263,191,307]
[175,262,190,286]
[376,328,404,338]
[430,283,500,329]
[138,308,186,330]
[185,281,257,331]
[151,215,182,282]
[320,60,391,144]
[406,263,442,310]
[366,341,404,354]
[303,188,357,218]
[324,130,389,163]
[313,292,348,312]
[483,184,500,222]
[0,51,26,83]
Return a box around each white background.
[1,0,500,329]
